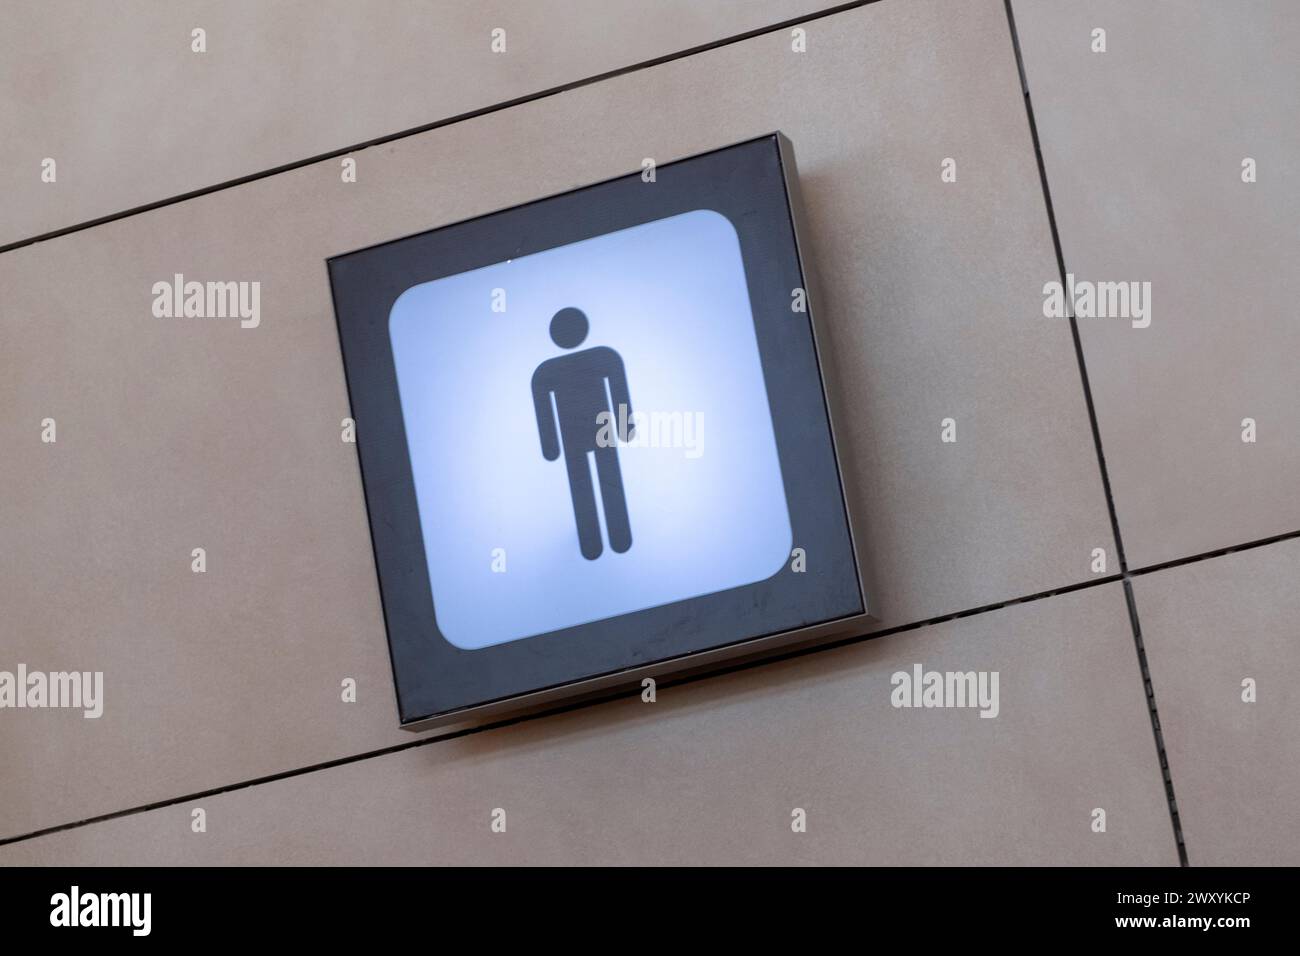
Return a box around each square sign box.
[328,133,868,730]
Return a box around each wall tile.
[1012,0,1300,567]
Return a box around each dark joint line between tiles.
[1004,6,1128,575]
[1129,528,1300,578]
[0,0,879,257]
[1121,579,1187,863]
[1003,0,1187,866]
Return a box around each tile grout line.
[1003,0,1188,866]
[0,0,879,257]
[1129,527,1300,577]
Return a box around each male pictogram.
[531,307,633,560]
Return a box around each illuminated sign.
[329,134,867,729]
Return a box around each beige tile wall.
[0,0,1120,848]
[0,583,1176,866]
[0,0,850,246]
[27,0,1300,867]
